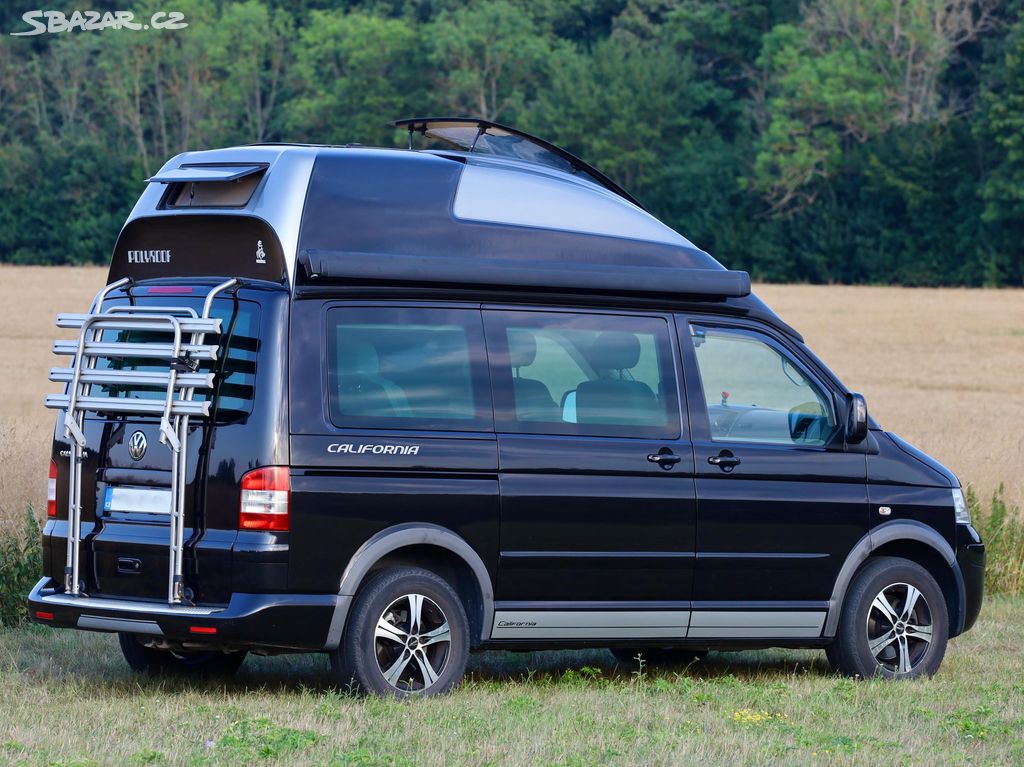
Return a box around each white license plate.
[103,486,172,515]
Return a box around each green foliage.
[977,12,1024,285]
[0,508,41,629]
[969,485,1024,596]
[0,0,1021,285]
[428,0,554,122]
[289,10,422,146]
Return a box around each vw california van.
[29,119,985,694]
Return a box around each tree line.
[1,0,1022,285]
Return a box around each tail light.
[47,460,57,517]
[239,466,289,531]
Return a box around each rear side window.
[485,310,680,439]
[326,307,491,432]
[90,297,259,419]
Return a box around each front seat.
[337,341,410,417]
[576,331,663,426]
[508,329,560,422]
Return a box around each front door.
[677,317,868,640]
[485,308,697,641]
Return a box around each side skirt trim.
[491,610,689,639]
[489,608,828,640]
[688,611,825,639]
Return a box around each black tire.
[610,647,708,666]
[827,556,948,679]
[117,633,247,676]
[331,566,470,697]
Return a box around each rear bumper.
[27,578,349,652]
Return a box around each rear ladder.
[45,278,237,605]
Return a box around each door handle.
[647,451,682,469]
[708,451,741,471]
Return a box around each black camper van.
[29,119,985,695]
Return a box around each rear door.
[287,302,499,595]
[79,287,273,604]
[484,307,697,641]
[677,316,867,639]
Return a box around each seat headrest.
[508,329,537,369]
[339,341,380,377]
[588,331,641,371]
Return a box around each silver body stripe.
[687,611,826,639]
[491,610,826,640]
[491,610,689,639]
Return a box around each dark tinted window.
[92,297,259,418]
[485,310,680,439]
[327,307,491,432]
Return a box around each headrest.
[588,331,641,371]
[508,329,537,368]
[339,341,380,377]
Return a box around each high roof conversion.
[121,118,753,302]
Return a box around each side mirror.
[845,392,868,444]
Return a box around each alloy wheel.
[374,593,452,692]
[865,582,934,674]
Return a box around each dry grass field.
[1,265,1021,527]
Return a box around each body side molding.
[823,519,965,637]
[323,522,495,650]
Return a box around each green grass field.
[0,598,1021,766]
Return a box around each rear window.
[164,173,264,208]
[88,296,260,419]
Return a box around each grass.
[0,597,1020,766]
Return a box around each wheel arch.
[323,523,494,650]
[825,520,966,638]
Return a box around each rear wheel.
[827,557,948,679]
[610,647,708,666]
[331,566,469,697]
[117,633,247,676]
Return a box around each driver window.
[690,325,835,446]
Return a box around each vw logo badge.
[128,430,148,461]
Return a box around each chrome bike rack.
[45,278,237,604]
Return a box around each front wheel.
[331,566,470,696]
[117,633,247,676]
[827,556,948,679]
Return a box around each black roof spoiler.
[298,250,751,299]
[393,117,645,210]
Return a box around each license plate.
[103,486,172,515]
